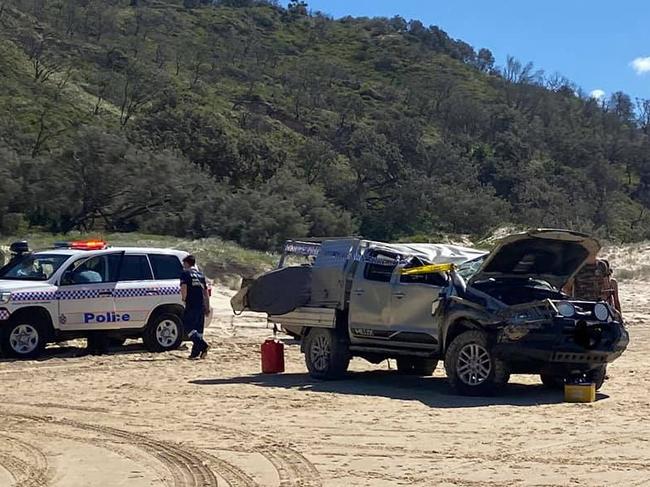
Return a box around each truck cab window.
[363,251,399,282]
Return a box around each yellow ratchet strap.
[400,263,455,275]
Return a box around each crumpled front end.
[491,300,629,374]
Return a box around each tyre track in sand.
[0,434,51,487]
[0,411,219,487]
[2,404,261,486]
[2,403,322,486]
[203,422,321,487]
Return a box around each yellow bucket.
[564,383,596,403]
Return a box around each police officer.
[180,255,210,359]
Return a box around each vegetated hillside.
[1,0,649,249]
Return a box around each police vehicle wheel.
[143,313,182,352]
[444,330,509,396]
[1,320,46,359]
[396,358,437,376]
[304,328,350,380]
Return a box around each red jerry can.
[261,339,285,374]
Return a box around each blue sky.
[290,0,650,102]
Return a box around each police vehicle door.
[387,261,447,350]
[57,252,123,330]
[348,249,399,344]
[112,253,159,329]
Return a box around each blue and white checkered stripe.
[158,286,181,296]
[12,291,58,302]
[11,286,181,302]
[0,309,9,321]
[113,288,150,298]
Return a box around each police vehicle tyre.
[396,358,438,376]
[142,312,183,352]
[1,319,47,359]
[444,330,509,396]
[540,365,607,391]
[304,328,350,380]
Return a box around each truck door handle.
[146,290,159,296]
[98,291,113,297]
[354,289,365,295]
[393,292,405,299]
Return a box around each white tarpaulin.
[371,242,487,266]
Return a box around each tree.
[476,48,495,72]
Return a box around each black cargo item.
[246,266,312,315]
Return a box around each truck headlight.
[593,302,610,321]
[0,292,11,304]
[556,301,576,318]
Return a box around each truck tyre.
[396,358,438,376]
[541,365,607,390]
[142,312,183,352]
[304,328,350,380]
[444,330,509,396]
[1,319,47,359]
[587,365,607,390]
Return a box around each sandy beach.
[0,278,649,486]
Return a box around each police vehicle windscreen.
[0,254,70,281]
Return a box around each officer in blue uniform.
[180,255,210,359]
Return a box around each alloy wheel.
[456,343,492,386]
[310,334,331,372]
[9,324,39,355]
[156,319,178,347]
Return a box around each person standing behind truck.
[564,257,622,317]
[180,255,211,359]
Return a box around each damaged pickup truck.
[231,229,629,396]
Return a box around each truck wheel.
[587,365,607,390]
[1,320,46,359]
[143,313,183,352]
[444,330,509,396]
[396,358,438,376]
[304,328,350,380]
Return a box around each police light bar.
[53,240,108,250]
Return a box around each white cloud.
[631,56,650,75]
[589,89,606,100]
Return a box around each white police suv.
[0,240,208,358]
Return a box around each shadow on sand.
[0,341,188,363]
[190,370,609,408]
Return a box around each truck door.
[348,249,399,343]
[57,252,123,330]
[387,263,447,349]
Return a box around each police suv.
[0,240,207,359]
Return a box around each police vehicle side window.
[63,254,121,285]
[148,254,183,280]
[363,251,398,283]
[119,255,153,281]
